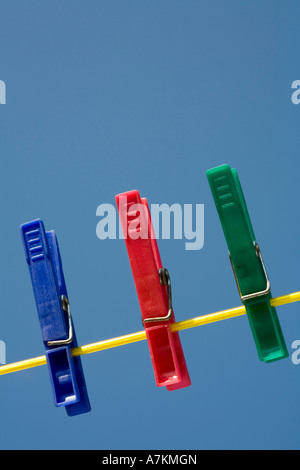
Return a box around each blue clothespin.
[21,219,91,416]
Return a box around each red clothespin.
[116,190,191,391]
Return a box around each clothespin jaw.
[21,219,91,416]
[116,190,191,390]
[206,164,288,363]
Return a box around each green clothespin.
[206,164,288,363]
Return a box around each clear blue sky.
[0,1,299,450]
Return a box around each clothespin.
[206,164,288,363]
[21,219,91,416]
[116,190,191,390]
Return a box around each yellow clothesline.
[0,291,299,376]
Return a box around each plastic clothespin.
[206,164,288,363]
[21,219,91,416]
[116,190,191,390]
